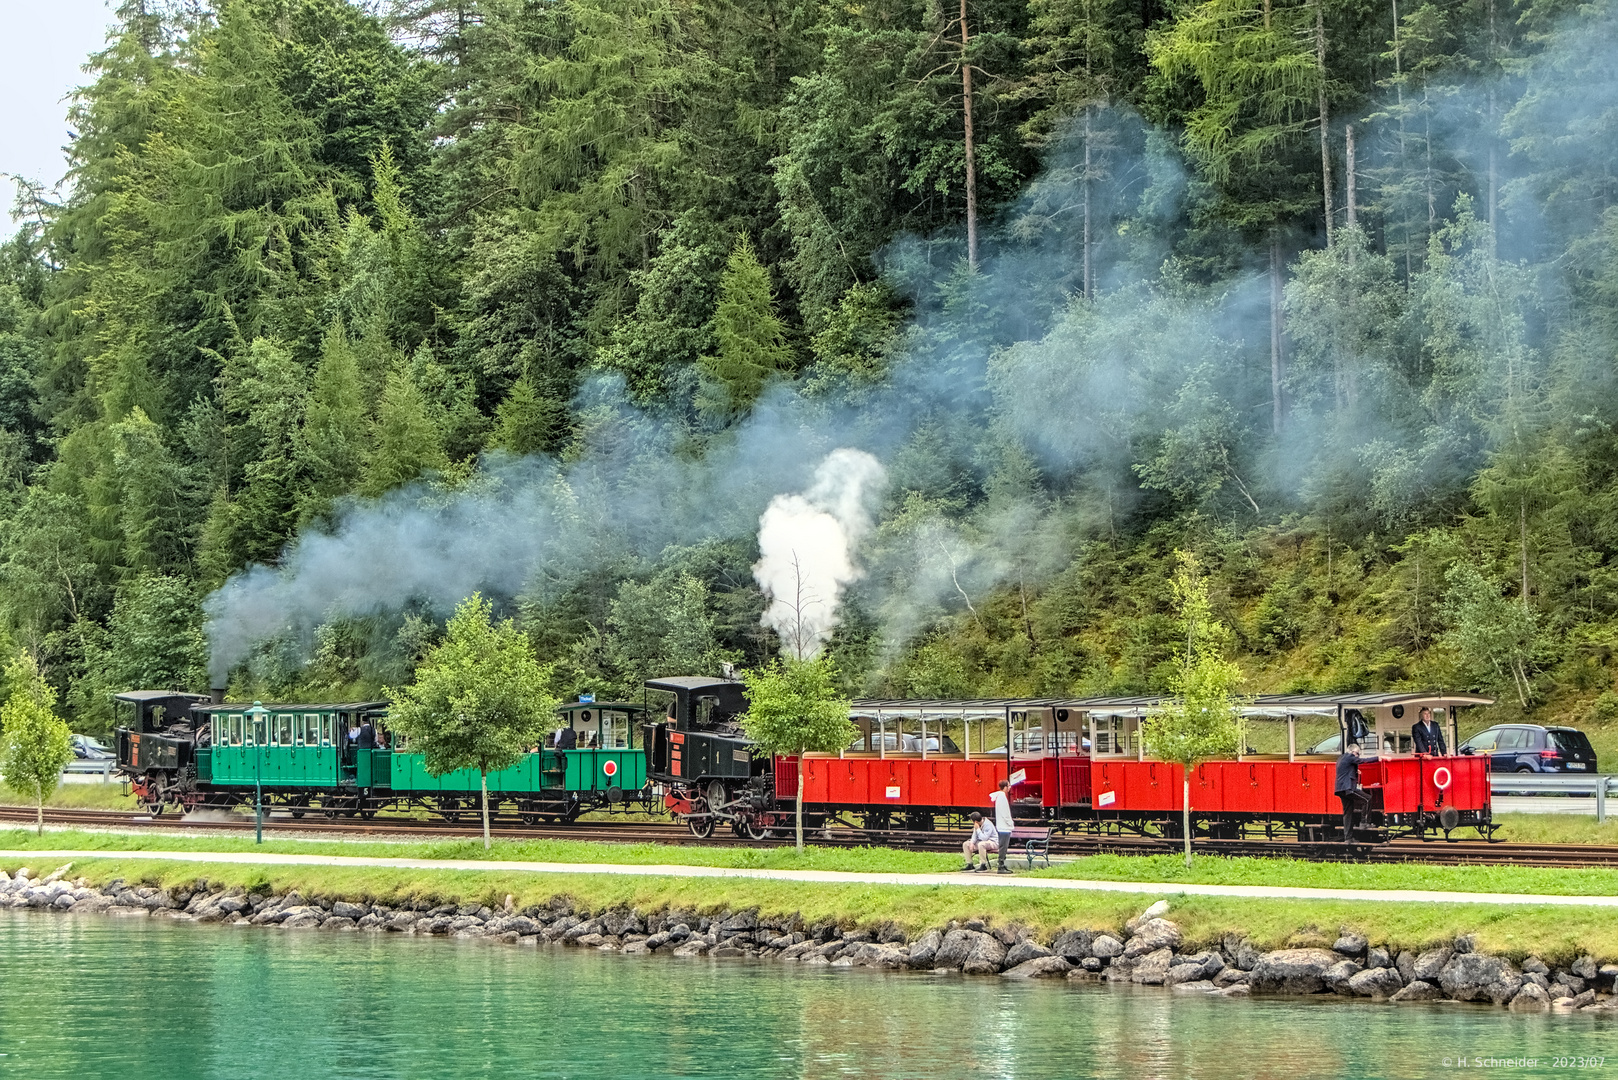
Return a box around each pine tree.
[298,319,370,519]
[362,359,447,496]
[490,378,563,458]
[698,238,793,420]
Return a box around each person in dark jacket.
[356,721,376,750]
[1411,707,1447,755]
[1335,743,1369,845]
[556,726,578,751]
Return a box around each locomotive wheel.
[741,815,773,842]
[687,804,716,838]
[145,802,164,817]
[706,779,729,809]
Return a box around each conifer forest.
[5,0,1618,758]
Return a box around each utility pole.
[961,0,978,270]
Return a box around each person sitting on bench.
[962,812,998,871]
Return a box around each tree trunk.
[481,770,491,850]
[960,0,978,270]
[1083,107,1093,298]
[1269,236,1284,434]
[37,795,43,837]
[1182,776,1192,868]
[796,755,806,854]
[1345,124,1357,230]
[1314,0,1333,245]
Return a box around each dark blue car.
[1457,724,1598,773]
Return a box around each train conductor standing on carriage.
[1335,743,1370,847]
[1411,707,1446,756]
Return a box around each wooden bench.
[1009,825,1052,868]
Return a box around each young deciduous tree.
[385,594,557,848]
[1141,551,1245,867]
[1440,563,1540,708]
[739,656,855,852]
[0,651,76,835]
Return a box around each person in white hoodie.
[988,779,1014,874]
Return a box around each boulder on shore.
[1249,949,1342,995]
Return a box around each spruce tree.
[698,238,792,420]
[362,359,448,496]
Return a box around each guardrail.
[1489,773,1615,822]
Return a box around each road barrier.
[1489,773,1615,822]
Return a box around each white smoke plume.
[753,448,888,659]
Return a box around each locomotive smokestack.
[210,687,225,705]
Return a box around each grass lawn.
[4,828,1617,897]
[2,852,1612,964]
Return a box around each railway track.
[5,805,1618,868]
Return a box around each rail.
[1488,773,1616,822]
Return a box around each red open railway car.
[771,691,1494,842]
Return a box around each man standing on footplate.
[989,779,1014,874]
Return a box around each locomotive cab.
[643,676,770,838]
[113,690,209,813]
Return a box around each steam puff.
[754,449,887,658]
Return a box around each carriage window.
[322,716,334,746]
[303,714,318,746]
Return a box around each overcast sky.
[1,0,119,222]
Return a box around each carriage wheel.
[323,807,339,819]
[520,813,539,826]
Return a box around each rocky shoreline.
[4,863,1616,1014]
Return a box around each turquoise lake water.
[0,910,1613,1079]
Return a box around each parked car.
[1457,724,1598,773]
[63,733,116,774]
[1307,731,1415,756]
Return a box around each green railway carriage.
[122,693,652,821]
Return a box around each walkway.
[1,849,1613,908]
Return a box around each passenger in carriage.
[962,812,998,872]
[356,719,376,750]
[555,726,577,751]
[1411,707,1447,756]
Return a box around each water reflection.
[0,911,1611,1080]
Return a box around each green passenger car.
[184,697,647,823]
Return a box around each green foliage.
[740,656,857,758]
[698,238,793,421]
[741,655,856,849]
[1440,563,1542,708]
[385,594,558,779]
[10,0,1618,735]
[361,358,447,496]
[1142,551,1245,768]
[0,651,75,832]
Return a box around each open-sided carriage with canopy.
[771,690,1496,843]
